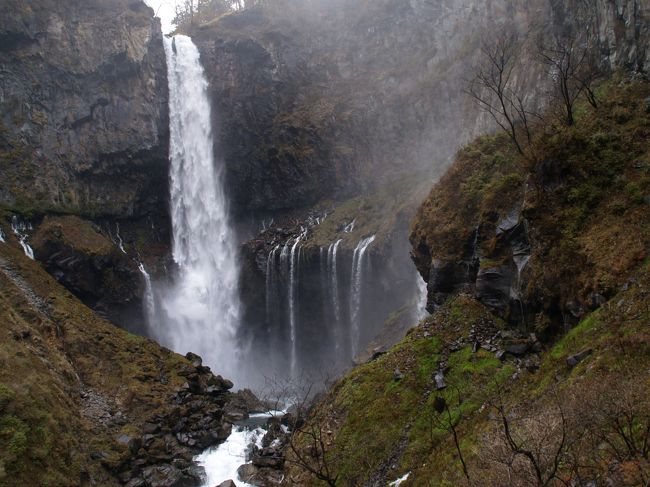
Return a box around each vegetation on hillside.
[286,77,650,486]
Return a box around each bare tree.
[429,394,471,483]
[466,33,536,154]
[258,373,341,486]
[538,32,595,126]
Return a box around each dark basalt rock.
[0,0,169,219]
[30,215,142,327]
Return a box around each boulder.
[567,349,593,369]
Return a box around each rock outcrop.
[0,0,169,220]
[191,0,650,219]
[0,240,235,487]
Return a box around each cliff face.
[411,78,650,331]
[0,0,172,327]
[0,0,169,219]
[192,0,650,218]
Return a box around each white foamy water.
[11,216,34,259]
[350,235,375,356]
[152,35,242,382]
[196,425,264,487]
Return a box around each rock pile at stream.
[110,353,236,487]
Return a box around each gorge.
[1,0,649,486]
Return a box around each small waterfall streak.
[288,236,302,378]
[328,239,343,359]
[349,235,376,356]
[0,226,5,243]
[416,272,429,320]
[115,223,127,254]
[11,216,34,260]
[328,239,342,324]
[265,245,280,324]
[138,263,156,327]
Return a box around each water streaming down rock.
[328,239,343,361]
[349,235,376,356]
[0,226,5,243]
[265,245,280,325]
[288,235,303,378]
[138,263,156,328]
[151,35,242,383]
[11,216,34,260]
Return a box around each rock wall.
[0,0,169,220]
[192,0,650,219]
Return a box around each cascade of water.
[349,235,376,356]
[265,245,280,324]
[11,216,34,260]
[416,272,429,320]
[0,226,5,243]
[153,35,242,383]
[138,263,156,327]
[327,239,343,359]
[115,223,126,254]
[288,236,302,378]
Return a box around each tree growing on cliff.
[537,30,600,126]
[466,33,536,155]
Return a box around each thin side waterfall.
[0,226,5,243]
[288,235,302,378]
[153,35,242,383]
[265,245,280,324]
[329,239,343,359]
[350,235,376,356]
[138,263,156,327]
[11,216,34,260]
[416,272,429,320]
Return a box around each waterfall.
[328,239,343,360]
[0,226,5,243]
[138,263,156,327]
[349,235,375,356]
[265,245,280,324]
[115,223,126,254]
[152,35,242,383]
[11,216,34,260]
[416,272,429,320]
[288,236,302,378]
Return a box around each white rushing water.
[154,35,242,382]
[11,216,34,259]
[328,239,343,360]
[288,235,302,378]
[138,263,156,328]
[0,226,5,243]
[416,270,429,321]
[350,235,375,356]
[196,424,265,487]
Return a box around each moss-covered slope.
[285,77,650,486]
[0,239,234,486]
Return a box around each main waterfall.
[152,35,242,383]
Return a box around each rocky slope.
[0,0,171,327]
[0,232,240,487]
[283,77,650,486]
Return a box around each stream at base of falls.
[196,412,286,487]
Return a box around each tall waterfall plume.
[151,35,242,383]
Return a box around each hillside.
[285,77,650,486]
[0,235,236,486]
